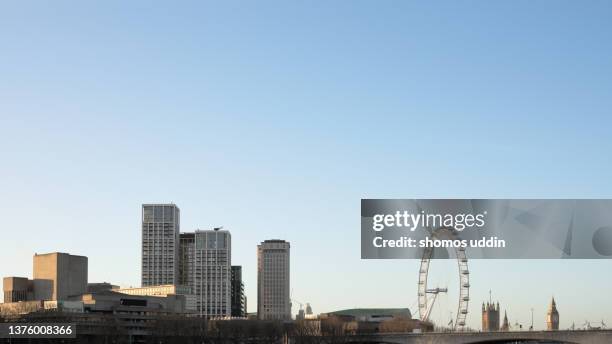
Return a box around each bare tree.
[290,320,325,344]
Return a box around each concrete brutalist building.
[33,252,88,301]
[3,276,33,302]
[3,252,87,303]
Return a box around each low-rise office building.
[1,291,193,341]
[115,284,197,312]
[72,290,186,314]
[322,308,412,321]
[318,308,430,335]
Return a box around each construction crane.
[292,298,311,320]
[290,290,303,316]
[292,298,305,311]
[422,287,448,322]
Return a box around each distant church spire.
[501,310,510,331]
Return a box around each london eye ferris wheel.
[417,228,470,331]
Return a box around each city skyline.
[1,201,607,331]
[2,0,612,332]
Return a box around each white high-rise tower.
[257,239,291,320]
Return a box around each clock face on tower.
[547,311,559,330]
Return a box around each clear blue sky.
[1,0,612,330]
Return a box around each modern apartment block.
[141,204,180,286]
[141,204,234,317]
[257,240,291,320]
[178,229,232,317]
[231,265,247,317]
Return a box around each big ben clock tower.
[546,297,560,330]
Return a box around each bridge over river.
[343,330,612,344]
